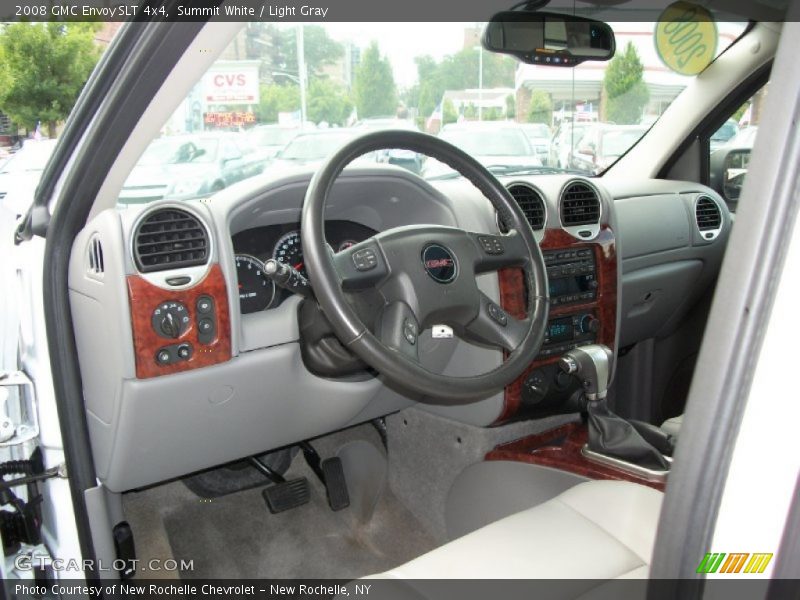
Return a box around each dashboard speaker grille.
[695,196,722,231]
[505,183,546,231]
[561,181,600,226]
[134,208,209,273]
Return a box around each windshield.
[138,138,219,166]
[278,133,354,161]
[118,18,747,202]
[440,128,531,157]
[0,141,57,174]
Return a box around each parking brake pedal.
[262,478,310,514]
[299,442,350,511]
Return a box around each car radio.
[537,312,599,359]
[544,248,598,306]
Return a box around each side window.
[709,84,767,208]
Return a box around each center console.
[496,227,618,424]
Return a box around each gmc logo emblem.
[422,244,458,284]
[424,258,454,269]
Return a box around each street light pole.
[477,45,483,122]
[297,24,308,127]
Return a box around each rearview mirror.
[483,11,615,66]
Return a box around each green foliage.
[603,42,649,125]
[307,79,353,126]
[442,99,457,125]
[265,25,344,79]
[527,90,553,125]
[256,84,300,123]
[413,49,517,118]
[353,42,397,119]
[505,94,516,120]
[0,22,101,136]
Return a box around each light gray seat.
[661,414,683,437]
[366,479,663,579]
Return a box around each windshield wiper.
[427,164,585,181]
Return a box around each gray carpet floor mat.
[160,457,436,579]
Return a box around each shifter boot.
[587,398,671,471]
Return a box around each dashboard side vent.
[506,183,546,231]
[87,235,104,275]
[134,208,209,273]
[560,181,600,226]
[695,196,722,232]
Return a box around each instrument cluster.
[231,220,377,313]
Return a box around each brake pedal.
[321,457,350,511]
[262,477,310,514]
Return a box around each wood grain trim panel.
[495,226,617,424]
[486,422,665,491]
[127,264,231,379]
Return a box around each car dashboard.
[67,165,731,493]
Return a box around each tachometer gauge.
[235,254,275,314]
[272,231,305,276]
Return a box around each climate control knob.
[579,314,600,334]
[151,301,190,339]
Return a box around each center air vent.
[134,208,209,273]
[505,183,546,231]
[695,196,722,237]
[560,181,601,227]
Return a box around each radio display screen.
[547,317,574,343]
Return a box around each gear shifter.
[559,345,671,471]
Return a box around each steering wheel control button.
[352,248,378,271]
[487,302,508,326]
[151,301,189,339]
[403,320,417,345]
[478,236,505,255]
[196,296,214,314]
[422,244,458,283]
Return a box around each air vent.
[560,181,600,226]
[505,183,546,231]
[695,196,721,232]
[87,236,104,274]
[134,208,209,273]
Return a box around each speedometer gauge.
[272,231,305,276]
[235,254,275,314]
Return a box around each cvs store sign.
[203,60,260,105]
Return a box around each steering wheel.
[301,130,548,403]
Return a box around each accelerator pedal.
[262,477,310,514]
[321,457,350,512]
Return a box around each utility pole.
[297,24,308,127]
[477,45,483,121]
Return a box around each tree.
[505,94,516,120]
[603,41,649,124]
[265,25,344,80]
[0,22,101,137]
[527,90,553,125]
[442,99,458,125]
[307,79,353,126]
[256,84,300,123]
[353,42,397,119]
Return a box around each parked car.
[118,133,266,204]
[520,123,552,166]
[354,118,423,174]
[569,123,649,175]
[0,138,58,218]
[260,129,367,177]
[249,124,303,159]
[549,121,590,169]
[710,118,740,151]
[423,122,540,178]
